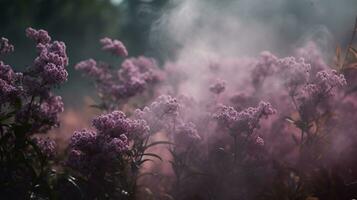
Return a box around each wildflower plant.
[75,38,163,110]
[1,19,357,200]
[0,28,72,199]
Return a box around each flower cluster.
[251,51,278,89]
[100,37,128,57]
[314,69,347,94]
[135,95,181,133]
[67,129,129,175]
[214,101,276,135]
[296,70,347,121]
[76,38,163,106]
[67,110,150,175]
[74,59,111,81]
[0,37,14,55]
[174,122,201,146]
[0,61,22,104]
[113,56,163,99]
[277,56,311,90]
[33,137,56,158]
[26,27,68,86]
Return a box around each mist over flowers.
[1,1,357,199]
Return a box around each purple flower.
[33,137,56,158]
[68,114,130,176]
[315,70,347,93]
[75,59,111,81]
[296,70,347,121]
[75,55,163,105]
[122,56,163,84]
[174,122,201,146]
[129,119,150,139]
[150,95,180,118]
[14,94,64,133]
[0,62,22,103]
[39,95,64,125]
[26,27,51,44]
[0,37,14,55]
[26,27,68,86]
[209,79,226,94]
[110,56,162,99]
[100,37,128,57]
[0,61,22,83]
[134,95,181,133]
[0,79,19,103]
[92,111,131,137]
[251,51,278,89]
[214,101,276,135]
[277,56,311,89]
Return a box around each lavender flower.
[75,59,112,81]
[26,27,51,44]
[92,111,131,137]
[39,95,64,125]
[150,95,180,118]
[174,122,201,146]
[68,111,133,176]
[75,55,163,105]
[0,61,22,103]
[33,137,56,158]
[0,37,14,55]
[69,129,98,150]
[122,56,162,84]
[0,61,22,83]
[296,70,347,122]
[111,56,162,99]
[315,70,347,94]
[214,101,276,135]
[251,51,278,89]
[129,119,150,139]
[68,129,129,176]
[0,79,19,103]
[277,56,311,89]
[26,27,68,86]
[100,37,128,57]
[209,79,226,94]
[134,95,181,133]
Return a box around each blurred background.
[0,0,169,106]
[0,0,356,107]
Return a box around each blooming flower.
[0,37,14,55]
[26,28,51,44]
[26,27,68,86]
[296,70,347,121]
[214,101,276,135]
[174,122,201,146]
[100,37,128,57]
[277,56,311,89]
[33,137,56,158]
[251,51,278,89]
[68,110,148,176]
